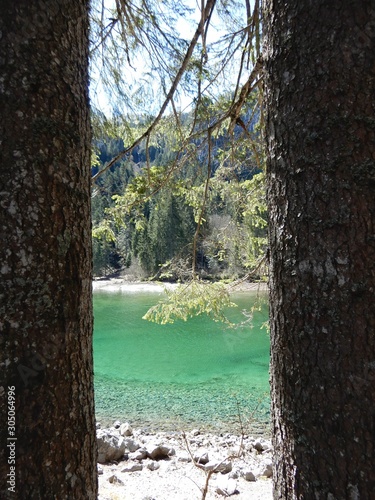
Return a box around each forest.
[89,0,267,284]
[91,107,267,281]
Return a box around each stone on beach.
[97,430,126,464]
[194,450,209,464]
[254,437,271,453]
[216,476,238,496]
[124,437,141,452]
[145,441,176,460]
[121,463,143,473]
[204,459,233,474]
[120,422,133,436]
[129,448,147,461]
[243,470,256,481]
[146,460,161,471]
[108,474,124,485]
[261,458,273,478]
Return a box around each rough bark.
[0,1,97,498]
[264,1,375,498]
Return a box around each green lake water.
[93,289,270,434]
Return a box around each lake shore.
[93,277,271,437]
[94,276,272,498]
[95,411,271,440]
[93,277,268,294]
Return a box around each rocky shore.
[97,420,273,500]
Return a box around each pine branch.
[92,0,218,184]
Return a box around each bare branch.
[92,0,218,183]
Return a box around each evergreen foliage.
[91,107,267,281]
[89,0,267,321]
[143,280,237,324]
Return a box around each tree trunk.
[0,1,97,498]
[263,1,375,498]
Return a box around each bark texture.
[0,1,97,498]
[264,1,375,498]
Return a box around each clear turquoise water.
[93,290,270,434]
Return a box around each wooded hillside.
[92,105,267,281]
